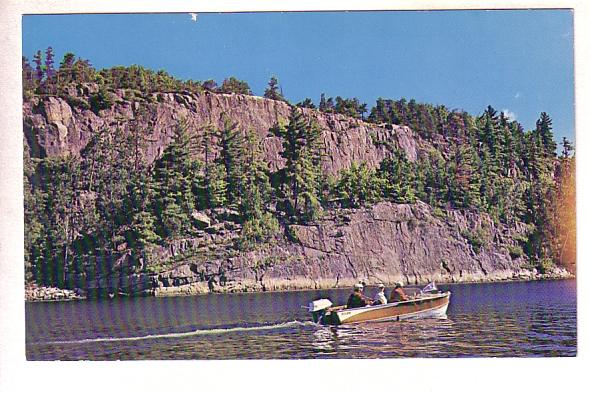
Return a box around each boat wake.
[30,320,317,346]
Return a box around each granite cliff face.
[23,87,419,175]
[68,201,570,298]
[23,89,570,298]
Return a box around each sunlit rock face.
[23,90,419,175]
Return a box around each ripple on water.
[26,279,577,359]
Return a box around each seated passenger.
[389,282,409,302]
[372,283,388,305]
[347,283,373,308]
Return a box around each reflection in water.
[26,279,576,359]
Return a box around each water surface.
[26,279,576,359]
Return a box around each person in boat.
[389,282,409,302]
[347,283,374,308]
[372,283,388,305]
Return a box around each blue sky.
[22,10,575,145]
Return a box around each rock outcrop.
[59,202,572,299]
[23,88,420,175]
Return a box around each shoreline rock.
[24,271,574,302]
[25,284,86,302]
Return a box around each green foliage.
[334,162,382,208]
[89,86,115,114]
[237,212,281,250]
[218,115,246,208]
[461,228,491,254]
[319,94,367,119]
[296,98,316,109]
[240,131,273,220]
[506,244,524,259]
[218,77,252,95]
[63,94,91,111]
[377,151,417,204]
[271,106,323,222]
[131,211,161,248]
[432,207,446,219]
[334,96,367,119]
[264,76,285,101]
[537,258,555,274]
[151,118,204,236]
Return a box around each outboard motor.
[308,299,333,324]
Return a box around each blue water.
[25,279,576,359]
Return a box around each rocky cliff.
[23,88,571,299]
[23,87,419,175]
[63,201,570,299]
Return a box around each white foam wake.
[31,320,317,345]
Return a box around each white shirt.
[373,291,387,305]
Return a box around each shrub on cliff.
[89,86,115,114]
[237,213,281,251]
[461,227,491,254]
[218,77,252,95]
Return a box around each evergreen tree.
[449,143,481,208]
[219,114,246,208]
[377,150,417,203]
[196,123,227,209]
[296,98,316,109]
[44,47,55,80]
[561,137,574,159]
[264,76,285,101]
[32,156,81,286]
[202,79,218,91]
[271,106,323,221]
[22,57,37,96]
[536,112,557,159]
[240,130,272,220]
[334,162,382,208]
[152,118,203,237]
[33,50,44,82]
[218,77,252,95]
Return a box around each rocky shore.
[25,269,574,302]
[25,284,85,302]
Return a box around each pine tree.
[218,77,252,95]
[377,150,416,203]
[296,98,316,109]
[32,155,81,286]
[264,76,285,101]
[33,50,44,83]
[44,47,55,80]
[536,112,557,159]
[271,106,323,221]
[22,57,37,96]
[219,114,246,208]
[196,123,224,209]
[335,162,382,208]
[561,137,574,159]
[152,118,202,237]
[240,130,272,220]
[449,143,481,208]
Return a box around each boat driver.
[389,282,409,302]
[372,283,388,305]
[346,283,374,308]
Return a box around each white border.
[1,1,587,393]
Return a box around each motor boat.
[308,283,450,326]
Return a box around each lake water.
[25,279,576,360]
